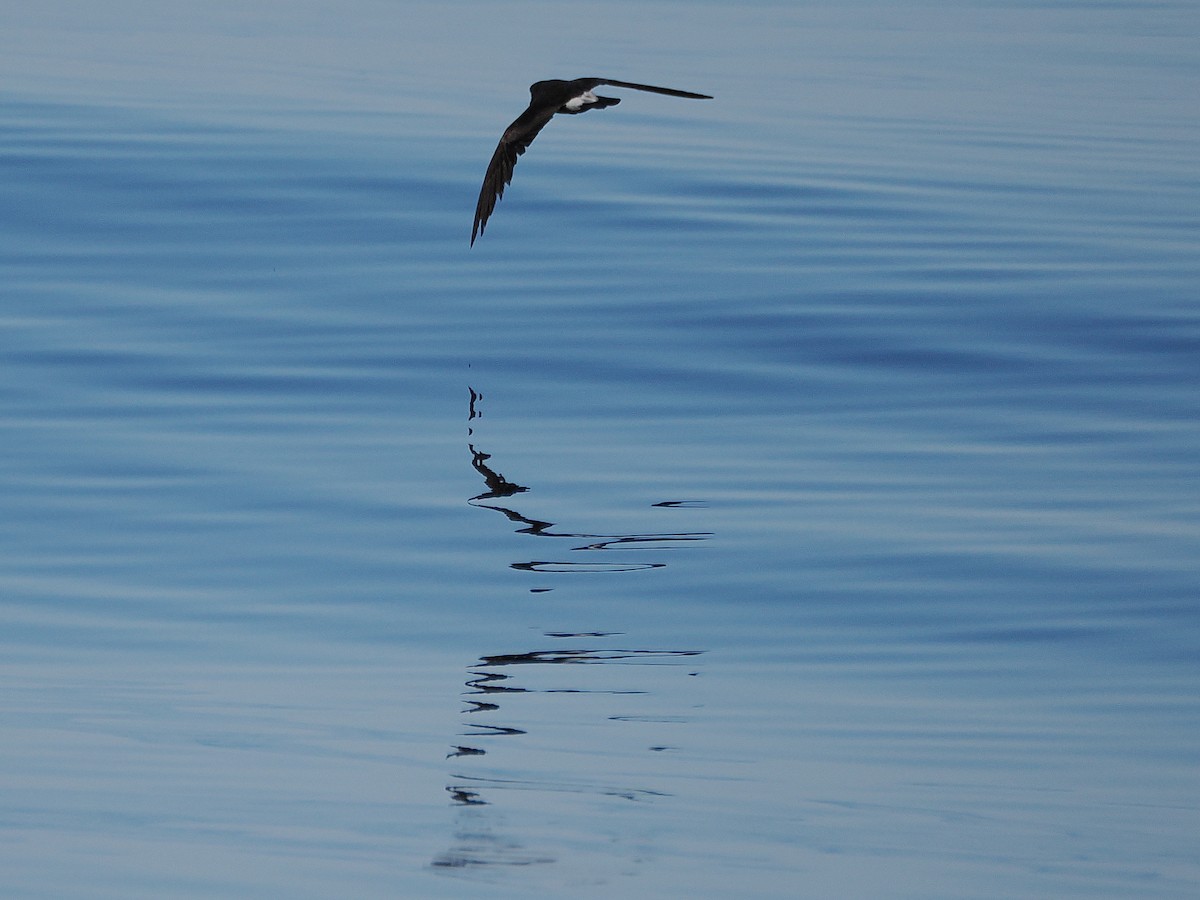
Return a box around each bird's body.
[471,77,712,245]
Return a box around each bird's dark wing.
[471,105,557,246]
[594,79,713,100]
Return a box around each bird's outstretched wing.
[471,105,557,246]
[593,79,713,100]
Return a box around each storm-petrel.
[471,78,712,245]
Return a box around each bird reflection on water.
[431,388,708,873]
[467,390,708,575]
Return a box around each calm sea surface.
[2,2,1198,897]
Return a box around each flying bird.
[471,78,712,245]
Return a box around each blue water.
[2,2,1199,897]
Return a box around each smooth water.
[2,2,1199,897]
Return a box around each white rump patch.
[564,90,598,111]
